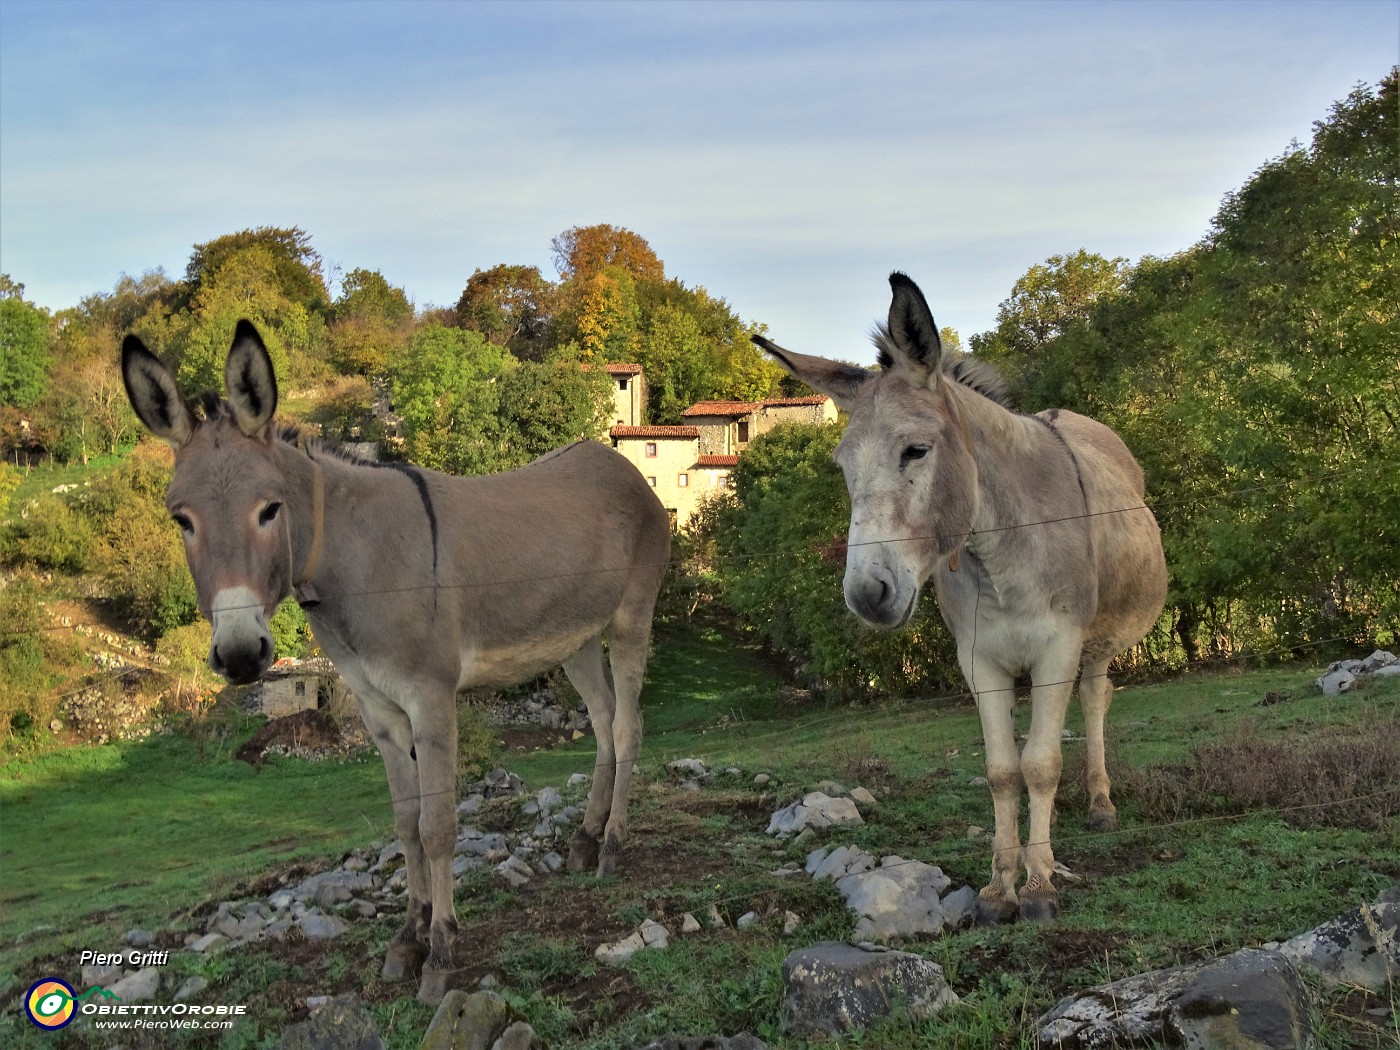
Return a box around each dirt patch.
[234,709,370,764]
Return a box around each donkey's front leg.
[411,697,460,1005]
[1018,650,1080,922]
[969,660,1022,925]
[356,697,431,982]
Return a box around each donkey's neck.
[951,383,1064,554]
[271,439,331,596]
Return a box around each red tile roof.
[682,400,760,417]
[762,396,829,407]
[580,362,645,375]
[610,425,700,439]
[697,455,740,467]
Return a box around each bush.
[10,494,98,571]
[154,621,216,714]
[456,701,502,784]
[269,599,313,659]
[0,576,79,747]
[714,422,961,699]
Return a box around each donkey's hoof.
[974,896,1018,926]
[567,831,599,873]
[416,969,449,1006]
[381,943,424,981]
[1019,894,1060,923]
[1087,809,1118,833]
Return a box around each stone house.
[609,387,837,529]
[248,658,356,720]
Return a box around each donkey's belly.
[457,628,599,691]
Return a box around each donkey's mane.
[871,324,1013,409]
[197,392,383,467]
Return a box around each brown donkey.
[122,321,671,1002]
[756,273,1167,923]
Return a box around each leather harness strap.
[293,455,325,608]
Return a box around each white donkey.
[123,321,671,1002]
[756,273,1167,923]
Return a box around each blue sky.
[1,0,1395,362]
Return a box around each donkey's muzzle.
[844,566,918,630]
[211,635,273,685]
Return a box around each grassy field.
[2,617,1397,1048]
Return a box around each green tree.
[495,361,614,462]
[454,264,553,360]
[328,268,413,376]
[390,323,512,475]
[177,226,328,314]
[0,277,52,409]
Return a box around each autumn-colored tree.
[328,268,413,376]
[454,264,553,360]
[550,224,664,283]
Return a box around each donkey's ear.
[224,320,279,439]
[752,335,868,412]
[122,335,195,447]
[883,272,944,388]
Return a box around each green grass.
[2,621,1396,1049]
[5,448,135,515]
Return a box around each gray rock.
[126,928,156,948]
[753,773,771,786]
[1376,663,1400,677]
[81,956,126,988]
[681,912,702,935]
[940,885,978,930]
[835,857,950,940]
[495,855,534,888]
[668,758,710,779]
[597,920,668,965]
[534,786,563,812]
[299,912,350,941]
[279,994,384,1050]
[782,941,957,1037]
[109,967,160,1002]
[1278,897,1399,990]
[850,786,878,806]
[1317,669,1356,696]
[1036,947,1312,1049]
[458,832,509,858]
[767,792,863,837]
[634,1037,769,1050]
[1361,649,1398,672]
[491,1020,543,1050]
[640,919,669,948]
[189,932,228,954]
[290,870,376,903]
[174,976,208,1001]
[568,772,590,786]
[736,911,759,929]
[421,989,522,1050]
[270,890,296,910]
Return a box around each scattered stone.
[568,773,590,786]
[706,904,728,929]
[850,786,877,806]
[596,921,668,965]
[173,976,208,1001]
[668,758,710,779]
[1361,649,1398,672]
[966,825,985,839]
[806,844,876,882]
[968,776,988,788]
[189,932,228,954]
[1277,892,1399,990]
[767,792,863,837]
[635,1037,769,1050]
[299,912,350,941]
[681,912,702,935]
[495,855,534,888]
[534,786,563,812]
[306,995,331,1010]
[783,911,801,935]
[836,856,951,940]
[753,773,771,786]
[781,942,957,1037]
[1317,669,1356,696]
[492,1020,544,1049]
[421,989,525,1050]
[736,911,759,930]
[940,885,978,930]
[126,928,156,948]
[279,994,384,1050]
[82,956,126,988]
[1036,947,1312,1049]
[640,919,670,948]
[109,967,160,1002]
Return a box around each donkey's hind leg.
[355,694,431,981]
[1080,658,1118,832]
[562,636,615,874]
[598,612,652,878]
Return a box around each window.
[647,476,657,487]
[618,378,628,390]
[717,474,730,489]
[677,473,689,487]
[645,442,657,457]
[737,420,750,443]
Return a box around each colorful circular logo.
[25,978,76,1030]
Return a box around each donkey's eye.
[258,502,282,526]
[900,445,930,467]
[171,513,194,534]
